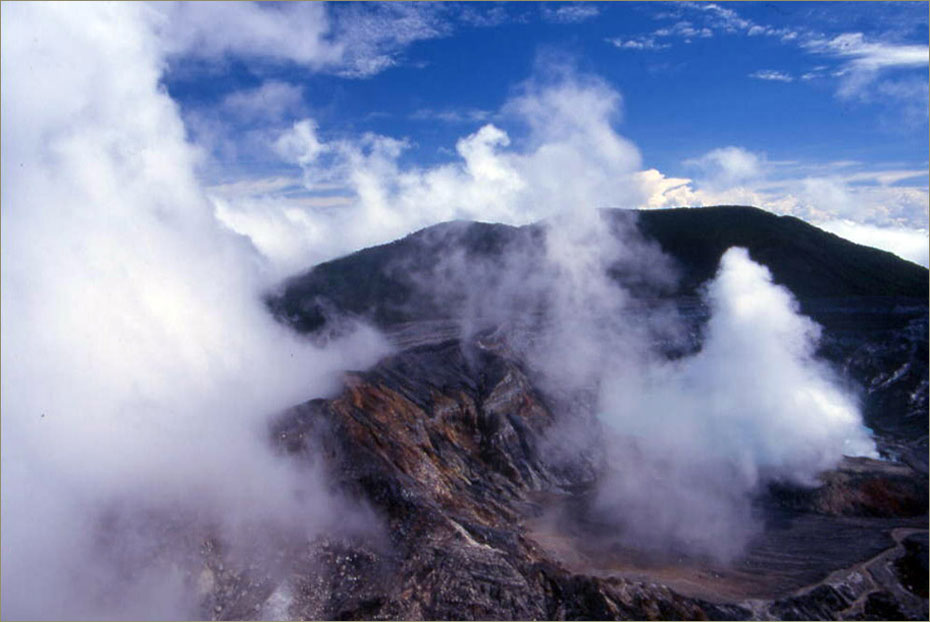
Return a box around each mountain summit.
[269,206,927,330]
[247,206,930,620]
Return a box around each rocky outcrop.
[245,208,928,620]
[188,329,925,621]
[267,207,928,335]
[265,207,929,453]
[268,338,727,620]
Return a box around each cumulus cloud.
[196,56,878,565]
[1,3,389,618]
[636,168,699,208]
[643,147,929,247]
[685,146,766,189]
[208,62,926,278]
[780,174,930,231]
[154,1,451,78]
[155,2,341,68]
[217,65,645,272]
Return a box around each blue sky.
[166,2,929,177]
[5,1,929,268]
[7,6,918,615]
[149,1,930,267]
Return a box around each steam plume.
[1,4,882,618]
[595,247,877,560]
[1,4,387,618]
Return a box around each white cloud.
[410,107,492,123]
[685,146,766,189]
[804,32,929,102]
[459,5,516,28]
[3,3,909,616]
[327,2,453,77]
[614,12,716,51]
[641,142,928,245]
[181,80,309,182]
[3,3,908,602]
[154,1,452,78]
[749,69,794,82]
[654,20,714,40]
[873,76,930,125]
[221,80,304,123]
[1,4,389,618]
[207,174,305,198]
[606,36,670,50]
[211,193,349,275]
[641,149,930,258]
[797,176,856,218]
[691,2,754,33]
[814,32,929,72]
[657,2,780,40]
[155,2,341,68]
[794,177,930,228]
[215,75,927,272]
[274,118,331,169]
[222,67,644,270]
[819,220,929,267]
[636,168,699,208]
[165,2,467,180]
[659,3,925,118]
[541,3,600,24]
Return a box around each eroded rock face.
[237,208,929,620]
[187,332,924,622]
[269,338,715,620]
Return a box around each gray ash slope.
[248,205,930,620]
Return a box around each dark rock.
[895,533,929,599]
[243,207,929,620]
[253,332,929,619]
[856,590,907,620]
[768,584,851,620]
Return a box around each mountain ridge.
[267,206,927,335]
[189,205,930,620]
